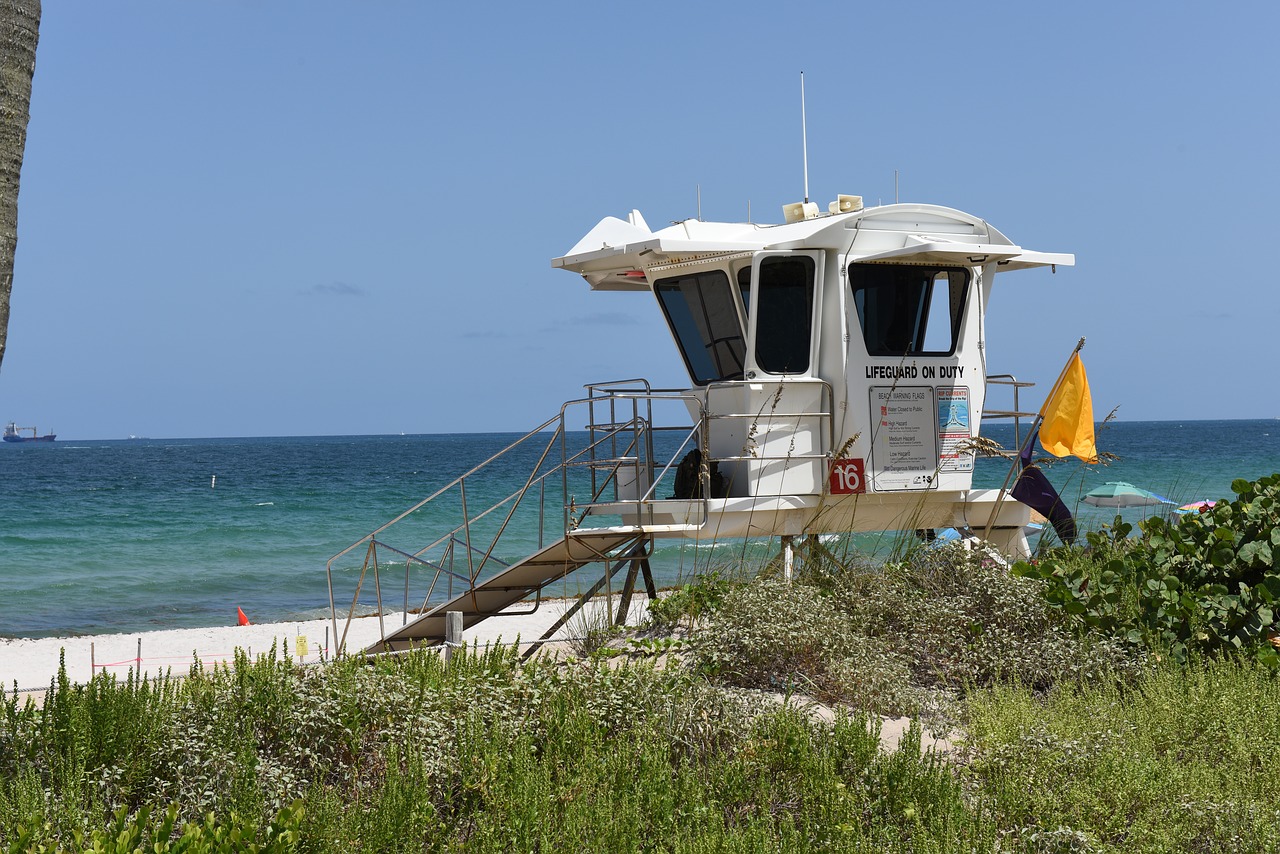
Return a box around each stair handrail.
[325,412,564,654]
[326,385,713,657]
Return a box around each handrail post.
[632,396,644,523]
[1013,379,1023,450]
[644,390,655,506]
[325,553,341,663]
[460,478,475,582]
[402,558,410,626]
[373,549,385,640]
[560,413,570,536]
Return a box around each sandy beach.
[1,596,650,699]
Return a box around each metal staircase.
[363,529,649,653]
[325,382,710,657]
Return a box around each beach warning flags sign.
[1039,351,1098,464]
[237,606,251,626]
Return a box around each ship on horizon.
[3,422,56,443]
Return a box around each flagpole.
[981,337,1086,544]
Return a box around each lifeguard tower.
[327,195,1072,655]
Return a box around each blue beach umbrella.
[1082,481,1175,508]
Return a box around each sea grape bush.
[2,802,305,854]
[645,569,733,629]
[1014,472,1280,664]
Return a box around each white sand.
[1,596,649,698]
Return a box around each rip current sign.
[829,459,866,495]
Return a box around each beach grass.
[7,631,1280,851]
[2,643,990,850]
[966,655,1280,852]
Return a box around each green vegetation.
[4,645,978,850]
[3,475,1279,851]
[1013,473,1280,664]
[967,656,1280,852]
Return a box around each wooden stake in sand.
[445,611,463,662]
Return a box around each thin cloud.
[304,282,366,297]
[539,312,639,332]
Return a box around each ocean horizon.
[31,415,1280,444]
[2,419,1277,640]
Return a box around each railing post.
[538,479,545,549]
[372,548,386,641]
[561,416,570,536]
[632,396,643,522]
[447,539,454,601]
[459,477,475,582]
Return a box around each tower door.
[707,250,830,497]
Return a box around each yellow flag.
[1039,352,1098,463]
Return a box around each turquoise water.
[2,421,1277,638]
[974,419,1280,525]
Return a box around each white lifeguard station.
[328,195,1072,655]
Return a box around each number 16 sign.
[829,459,866,495]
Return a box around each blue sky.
[2,2,1277,439]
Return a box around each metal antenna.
[800,72,810,203]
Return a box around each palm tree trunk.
[0,0,39,373]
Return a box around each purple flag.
[1010,429,1077,545]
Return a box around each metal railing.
[983,373,1037,451]
[704,379,834,475]
[324,382,709,655]
[324,377,836,655]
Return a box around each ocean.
[2,420,1277,639]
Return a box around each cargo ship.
[3,422,56,442]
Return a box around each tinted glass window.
[736,265,752,317]
[655,271,746,385]
[849,264,969,356]
[754,255,815,374]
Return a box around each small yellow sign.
[296,636,309,659]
